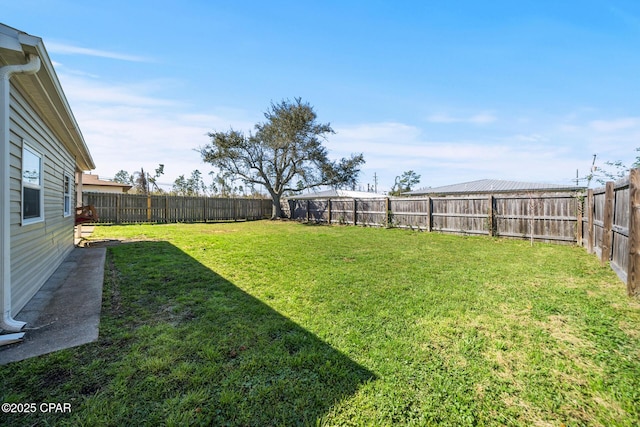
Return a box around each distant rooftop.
[82,174,133,190]
[405,179,583,196]
[286,189,383,199]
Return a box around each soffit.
[0,24,95,171]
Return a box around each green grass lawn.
[2,220,639,426]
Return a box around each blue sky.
[3,0,640,192]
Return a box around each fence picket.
[628,169,640,296]
[83,193,271,224]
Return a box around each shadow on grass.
[84,240,375,425]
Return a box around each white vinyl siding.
[9,83,77,314]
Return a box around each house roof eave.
[0,23,95,171]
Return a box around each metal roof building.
[286,189,383,199]
[405,179,583,196]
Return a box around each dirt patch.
[543,315,591,349]
[201,228,240,234]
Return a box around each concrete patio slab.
[0,246,106,365]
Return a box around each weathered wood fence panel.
[357,199,387,226]
[327,199,355,225]
[613,184,630,278]
[287,193,580,243]
[389,198,430,230]
[627,169,640,296]
[83,193,271,224]
[592,190,607,259]
[582,177,631,284]
[431,196,488,235]
[496,194,579,243]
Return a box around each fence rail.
[83,192,272,224]
[286,192,580,244]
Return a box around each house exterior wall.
[8,83,76,314]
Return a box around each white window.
[22,143,44,224]
[63,174,72,217]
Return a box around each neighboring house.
[404,179,582,196]
[0,24,95,332]
[82,173,131,194]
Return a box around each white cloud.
[334,122,421,141]
[56,72,257,186]
[513,133,548,143]
[469,113,497,124]
[330,122,581,190]
[426,112,497,125]
[45,41,151,62]
[589,117,640,132]
[425,113,457,124]
[60,74,178,107]
[556,114,640,166]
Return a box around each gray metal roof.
[405,179,583,195]
[286,189,384,199]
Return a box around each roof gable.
[0,23,94,171]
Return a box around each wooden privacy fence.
[83,192,272,224]
[581,170,639,296]
[286,193,580,243]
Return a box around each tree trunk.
[271,192,284,219]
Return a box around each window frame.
[21,142,44,225]
[63,173,72,217]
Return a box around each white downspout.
[0,54,41,331]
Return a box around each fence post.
[427,196,432,232]
[165,195,169,223]
[385,197,391,228]
[328,199,332,224]
[146,195,152,222]
[203,197,207,222]
[601,182,615,266]
[353,199,357,226]
[576,194,583,246]
[233,198,238,221]
[587,189,594,253]
[487,195,495,236]
[628,169,640,296]
[116,193,121,224]
[306,200,310,222]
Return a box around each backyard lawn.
[1,220,639,426]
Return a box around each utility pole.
[587,154,597,188]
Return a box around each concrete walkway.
[0,245,106,365]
